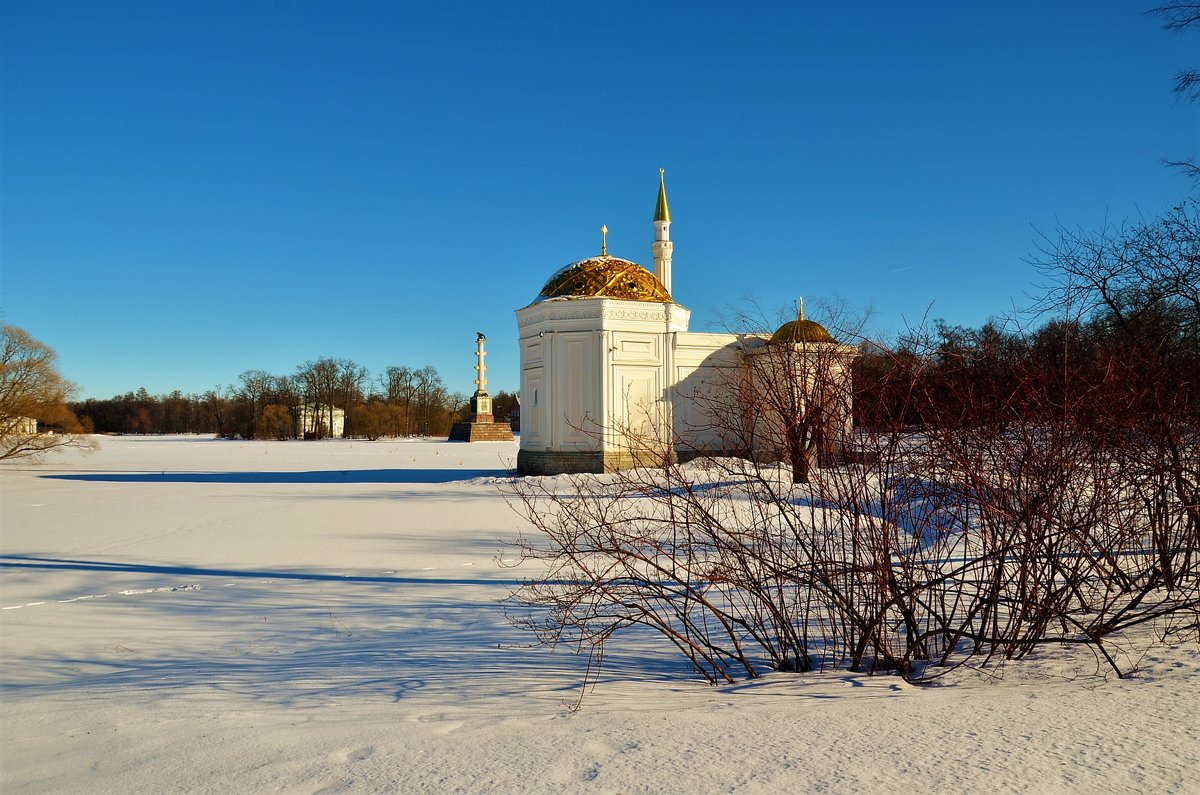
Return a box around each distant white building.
[3,416,39,437]
[515,171,857,475]
[294,404,345,439]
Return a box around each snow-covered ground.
[2,435,1197,794]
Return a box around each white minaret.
[652,168,673,295]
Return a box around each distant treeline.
[853,310,1198,433]
[853,199,1198,445]
[73,358,518,440]
[72,306,1196,442]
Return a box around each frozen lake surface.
[2,435,1197,793]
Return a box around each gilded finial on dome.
[654,169,671,223]
[798,297,805,322]
[601,224,608,256]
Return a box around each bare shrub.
[504,294,1199,695]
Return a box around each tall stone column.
[470,332,493,423]
[448,332,514,442]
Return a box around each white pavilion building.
[515,171,856,475]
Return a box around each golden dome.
[537,256,673,303]
[771,318,836,344]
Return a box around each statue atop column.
[448,331,514,443]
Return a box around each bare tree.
[237,369,275,439]
[0,325,94,460]
[294,358,340,438]
[1150,3,1200,181]
[201,386,233,436]
[335,360,369,436]
[412,365,449,436]
[1033,200,1200,574]
[681,300,861,484]
[491,390,520,424]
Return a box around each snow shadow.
[40,467,511,485]
[0,555,518,588]
[791,476,967,552]
[1,573,695,708]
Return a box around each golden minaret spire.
[601,224,608,256]
[654,168,670,222]
[652,168,673,294]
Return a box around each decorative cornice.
[516,297,691,329]
[603,306,670,322]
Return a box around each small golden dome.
[537,256,673,303]
[771,318,836,344]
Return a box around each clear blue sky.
[2,1,1196,400]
